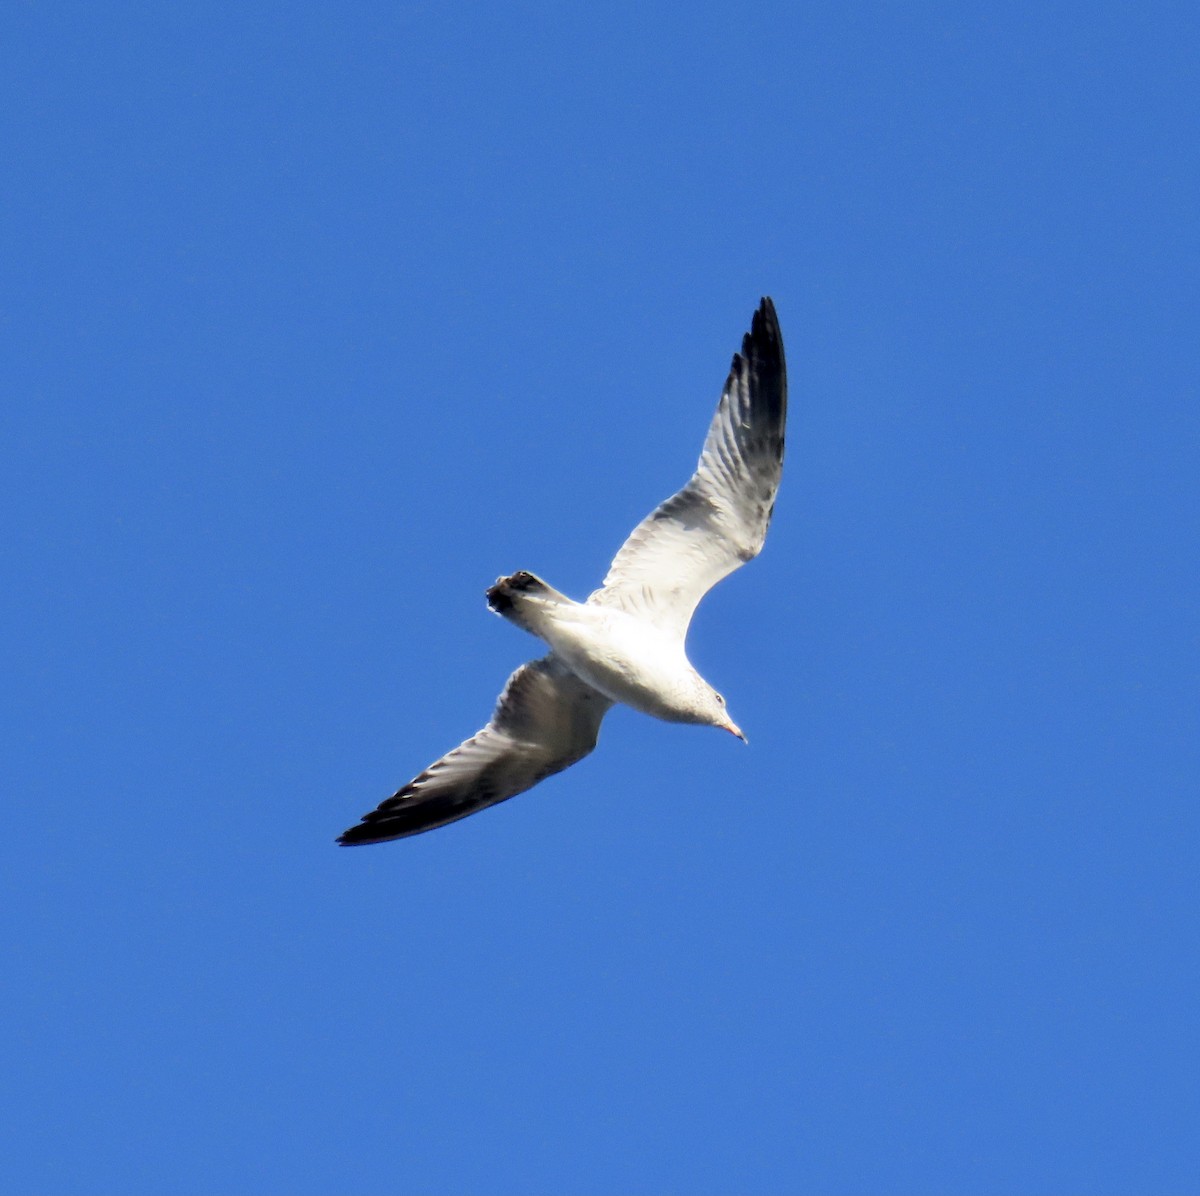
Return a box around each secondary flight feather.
[338,297,787,845]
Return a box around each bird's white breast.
[536,604,700,721]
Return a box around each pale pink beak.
[723,717,747,743]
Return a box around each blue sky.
[3,2,1197,1193]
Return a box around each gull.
[338,297,787,845]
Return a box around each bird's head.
[707,688,747,743]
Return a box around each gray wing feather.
[338,655,612,845]
[589,297,787,635]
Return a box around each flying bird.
[338,297,787,845]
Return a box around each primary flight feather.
[338,297,787,846]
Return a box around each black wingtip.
[336,800,405,846]
[748,296,781,351]
[336,823,379,846]
[337,816,408,846]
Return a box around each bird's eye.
[715,693,726,706]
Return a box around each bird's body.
[338,297,787,846]
[486,571,726,727]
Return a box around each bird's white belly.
[537,607,696,721]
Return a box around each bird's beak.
[723,716,747,743]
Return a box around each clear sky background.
[3,3,1197,1193]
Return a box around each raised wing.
[338,655,612,845]
[588,297,787,635]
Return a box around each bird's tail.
[485,571,572,637]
